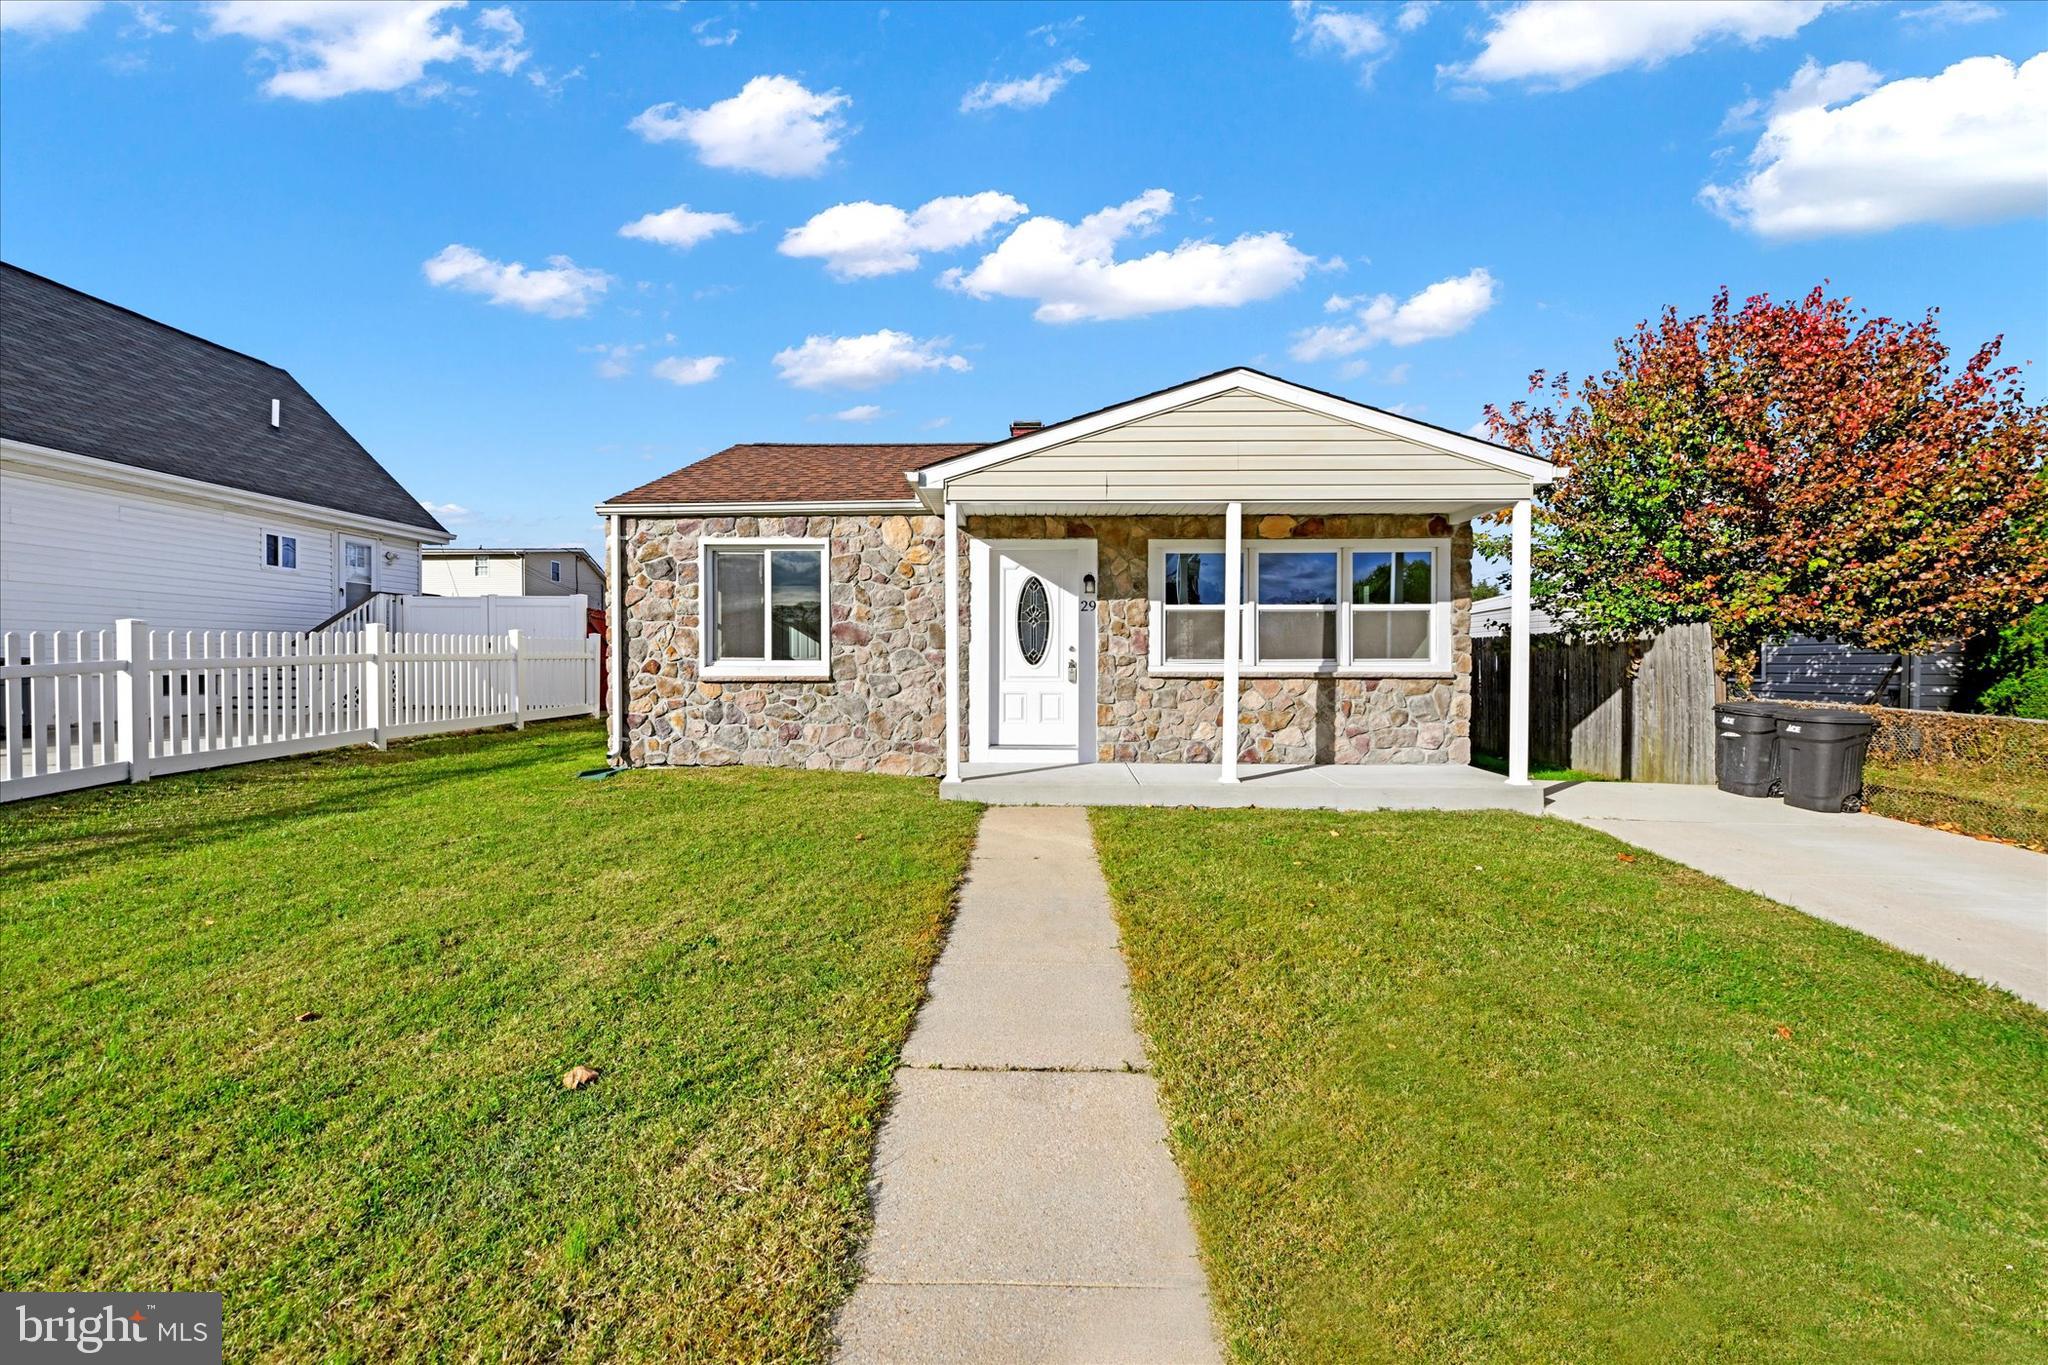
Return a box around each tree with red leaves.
[1485,286,2048,673]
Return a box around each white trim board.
[910,369,1557,501]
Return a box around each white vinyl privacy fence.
[2,621,599,803]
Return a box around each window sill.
[1149,664,1453,680]
[701,664,832,683]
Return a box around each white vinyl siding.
[421,554,524,596]
[0,462,424,633]
[946,388,1532,507]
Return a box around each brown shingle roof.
[606,442,985,506]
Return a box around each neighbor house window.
[263,532,297,569]
[549,559,562,583]
[1148,538,1450,674]
[702,539,828,679]
[473,554,490,576]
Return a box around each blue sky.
[2,0,2043,555]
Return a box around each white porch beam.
[943,499,961,784]
[1221,501,1243,784]
[1506,497,1532,786]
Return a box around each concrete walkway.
[835,807,1221,1364]
[1549,783,2048,1008]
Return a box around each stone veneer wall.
[967,514,1473,766]
[621,511,1471,773]
[620,513,954,774]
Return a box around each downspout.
[606,510,628,764]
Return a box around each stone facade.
[968,514,1473,767]
[619,511,1472,774]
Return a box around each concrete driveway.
[1547,783,2048,1009]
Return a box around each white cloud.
[422,244,612,318]
[618,204,745,251]
[582,342,642,379]
[651,355,727,386]
[1898,2,2002,28]
[1291,268,1497,359]
[780,192,1029,279]
[692,15,737,47]
[773,330,970,390]
[921,415,953,430]
[423,499,471,520]
[1444,1,1837,91]
[1291,2,1388,66]
[942,189,1314,324]
[1702,53,2048,238]
[960,56,1089,112]
[1719,57,1879,132]
[1,0,104,33]
[833,404,885,422]
[203,1,531,101]
[630,75,849,178]
[1395,2,1434,34]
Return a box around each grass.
[0,721,982,1361]
[1092,806,2048,1363]
[1469,751,1613,783]
[1864,759,2048,849]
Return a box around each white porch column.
[943,498,961,784]
[1506,497,1532,786]
[1221,501,1243,783]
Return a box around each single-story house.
[597,368,1553,787]
[0,262,449,634]
[422,546,607,599]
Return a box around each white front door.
[993,541,1090,751]
[340,539,374,608]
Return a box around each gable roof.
[605,442,985,508]
[424,544,607,575]
[0,263,447,536]
[911,367,1557,495]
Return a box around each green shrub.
[1964,604,2048,718]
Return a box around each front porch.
[940,760,1547,813]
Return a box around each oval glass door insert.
[1016,576,1050,665]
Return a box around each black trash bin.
[1777,708,1875,813]
[1714,701,1784,796]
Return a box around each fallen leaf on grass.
[1616,853,1637,863]
[294,1012,321,1024]
[1774,1025,1793,1041]
[561,1065,601,1090]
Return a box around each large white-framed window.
[699,536,830,681]
[1147,537,1451,676]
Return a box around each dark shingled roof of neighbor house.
[0,262,447,534]
[605,442,988,506]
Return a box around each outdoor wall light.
[1082,572,1097,596]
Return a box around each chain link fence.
[1779,702,2048,848]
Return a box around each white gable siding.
[0,462,425,633]
[520,552,604,598]
[945,389,1532,506]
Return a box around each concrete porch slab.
[940,760,1546,813]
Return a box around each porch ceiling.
[947,499,1512,522]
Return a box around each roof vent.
[1010,420,1042,438]
[270,398,281,430]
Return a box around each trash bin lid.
[1782,707,1872,726]
[1715,700,1783,718]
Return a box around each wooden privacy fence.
[1,621,600,803]
[1473,622,1720,783]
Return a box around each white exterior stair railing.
[0,619,602,803]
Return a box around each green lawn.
[1093,807,2048,1363]
[0,722,981,1361]
[1865,759,2048,850]
[1470,751,1614,783]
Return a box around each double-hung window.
[263,532,297,570]
[702,539,829,679]
[1149,537,1450,675]
[549,559,562,583]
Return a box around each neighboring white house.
[1470,593,1560,637]
[421,546,605,600]
[0,262,449,634]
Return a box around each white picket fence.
[1,620,600,803]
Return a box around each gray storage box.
[1777,708,1875,813]
[1714,701,1784,797]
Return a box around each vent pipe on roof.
[270,398,281,430]
[1010,420,1042,438]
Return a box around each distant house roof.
[0,262,447,536]
[424,544,605,572]
[605,442,986,507]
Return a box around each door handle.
[1068,660,1078,683]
